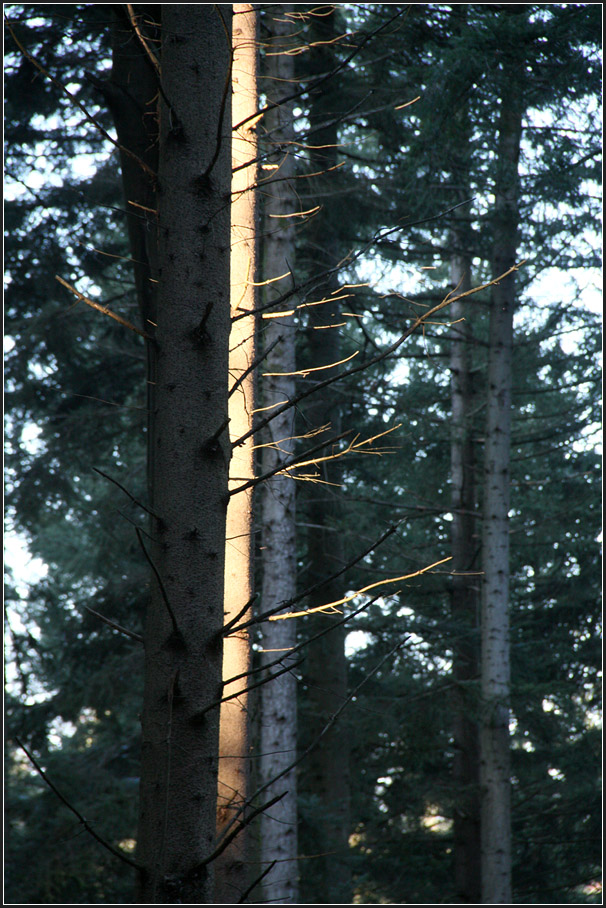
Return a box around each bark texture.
[215,5,257,902]
[134,7,232,903]
[258,6,299,903]
[480,39,523,905]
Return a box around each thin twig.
[135,528,181,640]
[229,337,281,399]
[217,638,410,848]
[237,861,277,904]
[84,606,143,644]
[233,263,522,451]
[197,792,288,870]
[92,467,161,521]
[14,737,143,870]
[5,20,156,181]
[229,429,351,496]
[194,658,305,719]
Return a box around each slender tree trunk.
[134,7,232,903]
[215,5,257,902]
[480,46,523,905]
[447,35,482,897]
[450,246,482,904]
[300,7,351,902]
[258,6,299,903]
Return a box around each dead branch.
[84,606,143,643]
[55,276,152,340]
[14,737,143,870]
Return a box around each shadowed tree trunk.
[300,6,351,902]
[258,5,300,903]
[133,6,233,903]
[215,5,258,902]
[480,18,524,902]
[450,242,482,904]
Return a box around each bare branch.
[55,276,152,340]
[135,528,181,642]
[5,19,156,181]
[92,467,161,521]
[84,606,143,644]
[226,520,403,634]
[233,263,524,451]
[14,737,143,871]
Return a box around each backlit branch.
[56,276,152,340]
[269,556,452,621]
[234,263,524,451]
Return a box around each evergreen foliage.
[4,3,601,903]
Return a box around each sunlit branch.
[225,520,403,634]
[234,263,524,451]
[55,276,152,340]
[270,556,453,621]
[229,429,352,496]
[232,7,406,133]
[263,350,358,377]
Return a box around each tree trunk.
[449,246,482,904]
[300,7,351,902]
[258,6,299,903]
[89,5,161,503]
[215,5,257,902]
[134,7,232,903]
[447,35,482,898]
[480,43,523,905]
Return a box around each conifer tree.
[257,5,300,902]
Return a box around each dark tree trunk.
[133,6,233,903]
[300,7,351,903]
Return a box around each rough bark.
[258,6,299,903]
[300,7,351,902]
[214,5,257,902]
[480,45,523,906]
[134,6,232,903]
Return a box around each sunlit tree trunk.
[258,6,299,903]
[215,5,258,902]
[480,36,523,904]
[134,6,232,903]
